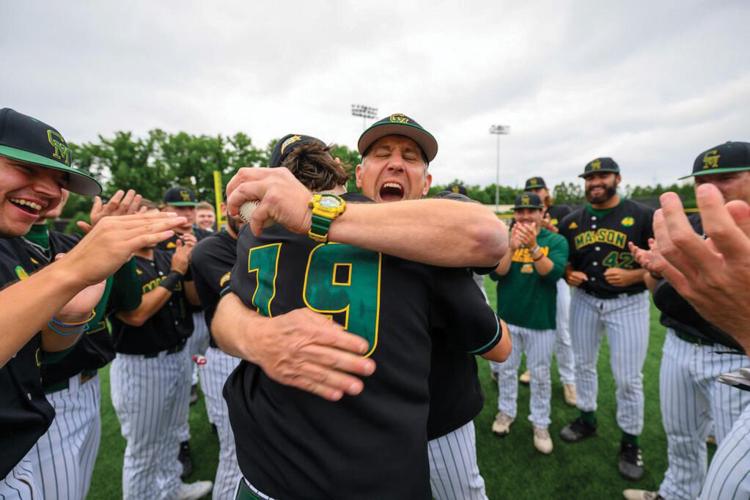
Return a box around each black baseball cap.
[679,141,750,180]
[270,134,328,167]
[358,113,438,163]
[164,186,197,206]
[579,157,620,178]
[514,192,544,210]
[524,177,547,190]
[0,108,101,196]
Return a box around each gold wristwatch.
[308,194,346,243]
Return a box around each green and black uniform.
[491,228,568,330]
[225,194,501,500]
[0,237,52,479]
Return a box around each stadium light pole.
[489,124,511,213]
[351,104,378,131]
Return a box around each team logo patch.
[179,190,191,202]
[47,130,71,165]
[702,149,720,170]
[621,216,635,227]
[136,268,143,275]
[451,185,460,193]
[568,221,578,230]
[521,263,534,274]
[529,178,540,187]
[389,113,410,124]
[14,265,29,281]
[591,159,602,170]
[166,241,177,249]
[521,194,531,206]
[281,135,302,154]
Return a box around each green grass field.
[87,279,677,499]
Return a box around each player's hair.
[196,201,214,211]
[280,142,350,192]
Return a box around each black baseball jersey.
[546,204,572,229]
[559,199,654,297]
[190,229,236,348]
[426,319,484,440]
[0,237,54,479]
[224,210,501,499]
[653,215,743,352]
[110,250,193,355]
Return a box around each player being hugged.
[557,157,653,481]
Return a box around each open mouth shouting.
[378,181,405,202]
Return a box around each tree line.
[62,130,696,227]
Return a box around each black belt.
[44,369,98,394]
[673,329,715,347]
[584,288,644,300]
[143,340,186,358]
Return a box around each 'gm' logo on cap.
[389,113,409,124]
[702,150,720,170]
[591,159,602,170]
[47,130,70,164]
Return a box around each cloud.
[2,0,748,190]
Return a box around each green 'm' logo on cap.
[47,130,70,165]
[591,159,601,170]
[702,150,720,170]
[180,190,191,202]
[389,113,410,124]
[522,195,531,205]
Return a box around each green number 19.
[247,242,382,357]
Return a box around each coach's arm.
[226,167,507,268]
[212,292,377,401]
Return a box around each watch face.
[320,196,341,209]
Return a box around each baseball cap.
[513,192,544,210]
[358,113,438,163]
[164,186,197,206]
[0,108,101,196]
[579,157,620,178]
[270,134,327,167]
[524,177,547,190]
[678,141,750,180]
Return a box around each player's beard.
[585,184,617,204]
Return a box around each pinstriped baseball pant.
[178,311,211,444]
[700,398,750,499]
[202,346,241,500]
[497,324,557,427]
[428,421,488,500]
[30,374,101,500]
[570,288,649,435]
[111,349,191,500]
[555,280,576,385]
[0,452,41,500]
[658,330,750,500]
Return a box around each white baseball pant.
[658,330,750,500]
[497,324,557,428]
[111,348,191,500]
[569,288,650,435]
[202,346,241,500]
[428,421,487,500]
[30,373,101,500]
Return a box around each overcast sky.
[2,0,749,189]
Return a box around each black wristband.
[159,271,184,292]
